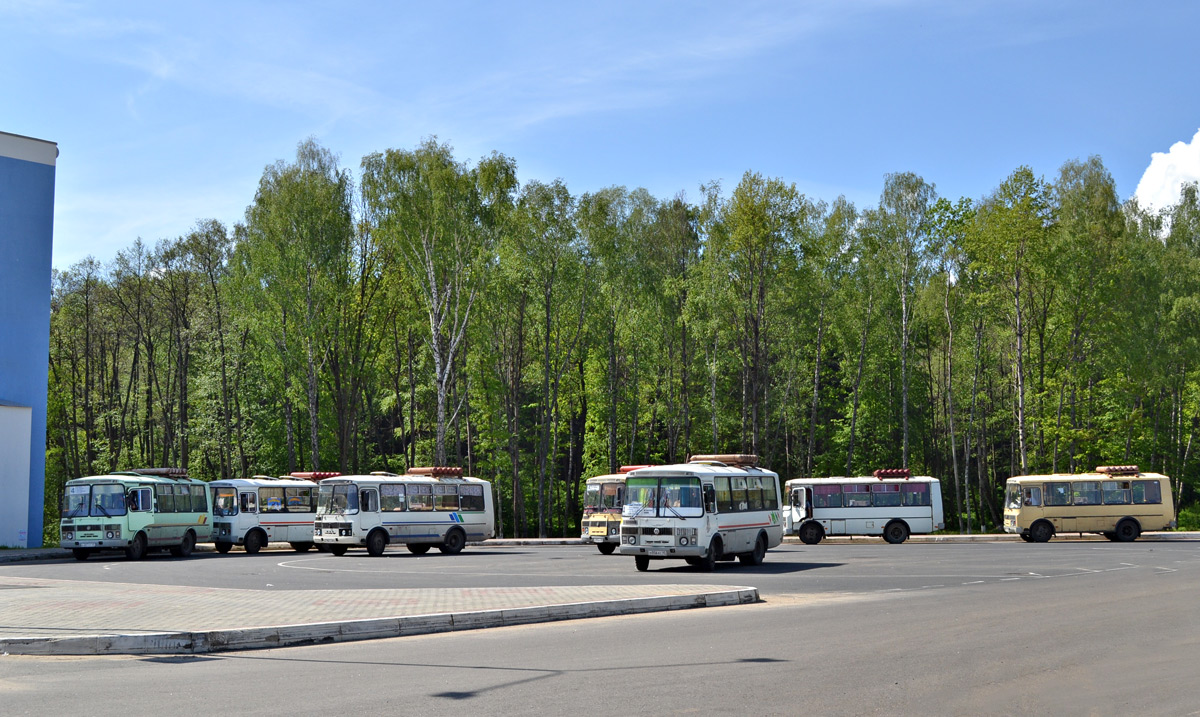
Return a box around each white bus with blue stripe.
[313,468,495,556]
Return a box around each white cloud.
[1135,128,1200,213]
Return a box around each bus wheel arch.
[125,532,148,560]
[883,520,910,544]
[171,530,197,558]
[366,528,389,557]
[798,521,824,545]
[439,527,466,554]
[1114,518,1141,542]
[243,528,267,554]
[1029,520,1054,543]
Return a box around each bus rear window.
[903,483,930,507]
[1132,480,1162,504]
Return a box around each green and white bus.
[60,468,212,560]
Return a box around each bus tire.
[597,542,617,555]
[739,533,767,566]
[798,522,823,545]
[883,521,910,545]
[329,545,349,556]
[125,533,148,561]
[215,541,233,554]
[1029,520,1054,543]
[366,529,388,557]
[72,548,91,561]
[1102,531,1118,541]
[1114,519,1141,542]
[290,542,314,552]
[1019,533,1033,543]
[634,555,650,572]
[407,543,431,555]
[698,537,722,572]
[244,529,266,554]
[439,528,466,554]
[171,530,196,558]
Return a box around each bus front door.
[787,488,809,534]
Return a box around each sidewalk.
[0,575,756,656]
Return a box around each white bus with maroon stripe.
[783,470,944,545]
[618,455,783,572]
[209,473,334,553]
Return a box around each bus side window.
[360,489,379,513]
[240,492,257,514]
[703,485,716,514]
[804,487,814,519]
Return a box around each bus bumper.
[619,543,704,558]
[60,524,129,548]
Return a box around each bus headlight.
[63,531,73,541]
[679,536,689,546]
[106,531,115,539]
[626,535,636,544]
[610,526,618,535]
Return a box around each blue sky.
[3,1,1199,270]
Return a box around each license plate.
[648,549,667,556]
[78,541,99,547]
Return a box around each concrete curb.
[0,586,758,656]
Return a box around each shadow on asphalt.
[646,559,842,575]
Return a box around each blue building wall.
[0,131,57,548]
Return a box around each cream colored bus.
[1003,465,1175,543]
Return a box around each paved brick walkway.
[0,575,742,639]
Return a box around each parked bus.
[618,454,783,572]
[783,470,944,545]
[209,473,337,553]
[60,467,212,561]
[580,467,649,554]
[1003,465,1174,542]
[314,467,495,556]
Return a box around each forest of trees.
[43,137,1200,541]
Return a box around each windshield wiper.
[94,502,111,518]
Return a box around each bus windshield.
[212,487,238,516]
[318,484,359,514]
[62,484,128,518]
[1005,484,1022,510]
[585,482,622,513]
[624,476,703,518]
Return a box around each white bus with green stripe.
[60,468,212,560]
[618,455,783,571]
[314,468,495,556]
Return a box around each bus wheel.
[798,522,823,545]
[71,548,91,561]
[1114,519,1141,542]
[698,537,721,572]
[366,530,388,557]
[1029,521,1054,543]
[329,545,349,556]
[1102,532,1118,541]
[244,530,266,554]
[1019,534,1033,543]
[215,542,233,554]
[634,555,650,572]
[407,543,431,555]
[597,543,617,555]
[171,531,196,558]
[883,521,910,545]
[439,528,466,554]
[125,533,148,561]
[290,542,313,552]
[739,534,767,566]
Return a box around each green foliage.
[43,144,1200,537]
